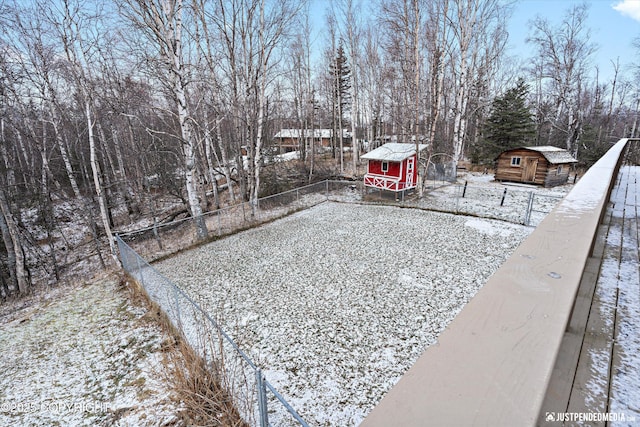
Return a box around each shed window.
[382,161,389,172]
[511,156,521,166]
[557,165,563,175]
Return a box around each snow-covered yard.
[425,174,570,223]
[0,276,181,426]
[154,201,534,425]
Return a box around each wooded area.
[0,0,639,299]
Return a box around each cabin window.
[511,156,521,167]
[382,161,389,172]
[557,166,563,175]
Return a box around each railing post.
[256,368,269,427]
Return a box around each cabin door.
[406,157,414,188]
[523,157,538,183]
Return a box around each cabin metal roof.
[524,146,578,164]
[502,146,578,164]
[361,143,428,162]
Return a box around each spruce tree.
[481,78,536,162]
[329,43,351,161]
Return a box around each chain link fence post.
[500,188,508,206]
[173,283,182,329]
[256,368,269,427]
[525,191,535,226]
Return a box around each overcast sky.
[310,0,640,82]
[508,0,640,80]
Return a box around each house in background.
[494,146,577,187]
[273,129,352,153]
[361,143,428,192]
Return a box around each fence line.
[114,177,567,426]
[116,179,566,261]
[116,235,309,427]
[331,180,565,226]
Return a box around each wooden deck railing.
[360,139,632,426]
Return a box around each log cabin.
[495,146,577,187]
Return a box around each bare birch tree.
[379,0,425,192]
[53,0,119,261]
[448,0,507,164]
[0,187,30,295]
[527,2,596,157]
[122,0,208,239]
[207,0,301,212]
[425,0,450,147]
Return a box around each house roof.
[501,146,578,164]
[274,129,351,139]
[361,143,428,162]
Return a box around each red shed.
[362,143,428,192]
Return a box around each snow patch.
[0,279,181,426]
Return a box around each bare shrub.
[120,275,246,427]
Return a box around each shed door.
[523,157,538,183]
[406,157,414,188]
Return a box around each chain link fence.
[327,179,566,226]
[115,176,567,426]
[117,181,328,261]
[419,182,566,225]
[117,178,567,260]
[116,236,309,427]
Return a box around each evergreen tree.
[480,78,536,163]
[329,43,351,162]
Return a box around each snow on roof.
[274,129,351,139]
[361,143,428,162]
[523,146,578,164]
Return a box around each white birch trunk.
[204,123,220,209]
[50,106,82,199]
[166,0,207,239]
[413,0,422,197]
[87,101,118,263]
[215,117,235,202]
[0,188,29,294]
[452,49,468,164]
[0,199,17,294]
[0,118,15,189]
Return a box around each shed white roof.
[361,143,428,162]
[523,146,578,164]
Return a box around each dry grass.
[120,275,247,427]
